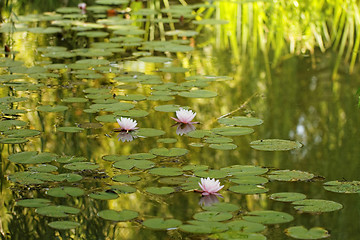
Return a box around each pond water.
[0,1,360,240]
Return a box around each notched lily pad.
[285,226,330,239]
[193,211,233,222]
[16,198,51,208]
[149,167,183,176]
[63,162,99,170]
[113,159,155,170]
[212,127,254,136]
[37,105,69,112]
[229,185,269,194]
[112,174,141,182]
[243,210,294,224]
[218,116,263,127]
[269,192,307,202]
[36,205,80,217]
[47,187,85,198]
[250,139,302,151]
[292,199,343,213]
[179,221,228,234]
[323,180,360,193]
[48,221,80,230]
[9,151,57,164]
[150,147,189,157]
[268,170,314,182]
[143,218,182,230]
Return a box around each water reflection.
[174,123,196,136]
[117,132,137,142]
[198,195,220,207]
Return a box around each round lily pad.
[112,174,141,182]
[193,211,233,222]
[229,185,269,194]
[9,151,57,164]
[194,170,228,179]
[63,162,99,170]
[37,105,69,112]
[57,127,84,133]
[250,139,302,151]
[113,159,155,170]
[218,116,263,126]
[179,221,228,234]
[47,187,85,198]
[145,187,175,195]
[269,192,307,202]
[323,180,360,193]
[231,176,268,185]
[222,165,268,176]
[89,191,118,200]
[285,226,330,239]
[149,167,183,176]
[4,129,40,138]
[36,205,80,217]
[178,90,217,98]
[209,143,237,150]
[136,128,166,137]
[29,164,58,173]
[227,220,266,233]
[150,147,189,157]
[0,138,28,144]
[98,209,139,221]
[48,221,80,230]
[243,210,294,224]
[292,199,343,213]
[138,56,172,63]
[205,137,233,144]
[212,127,254,136]
[268,170,314,181]
[16,198,51,208]
[143,218,182,230]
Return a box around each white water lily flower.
[171,108,197,124]
[198,177,224,196]
[116,117,139,132]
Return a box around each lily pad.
[292,199,343,213]
[113,159,155,170]
[4,129,40,138]
[143,218,182,230]
[150,147,189,157]
[227,220,266,233]
[268,170,314,181]
[89,191,118,200]
[193,211,233,222]
[209,143,237,150]
[231,176,268,185]
[29,164,58,173]
[110,185,136,194]
[323,180,360,193]
[63,162,99,171]
[36,205,80,217]
[48,221,80,230]
[178,90,217,98]
[16,198,51,208]
[218,116,263,126]
[57,127,84,133]
[179,221,228,234]
[187,130,214,138]
[47,187,85,198]
[149,167,183,176]
[212,127,254,136]
[250,139,302,151]
[229,185,269,194]
[112,174,141,182]
[9,151,57,164]
[222,165,268,176]
[145,187,175,195]
[37,105,69,112]
[0,138,28,144]
[285,226,330,239]
[243,210,294,224]
[194,170,228,179]
[98,209,138,221]
[269,192,307,202]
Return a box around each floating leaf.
[194,170,228,179]
[269,192,307,202]
[229,185,269,194]
[145,187,175,195]
[218,116,263,126]
[243,210,294,224]
[250,139,302,151]
[56,156,87,164]
[187,130,214,138]
[47,187,85,198]
[268,170,314,181]
[180,221,228,234]
[149,167,183,176]
[285,226,330,239]
[16,198,51,208]
[193,211,232,222]
[48,221,80,230]
[143,218,182,230]
[98,209,138,221]
[29,164,58,173]
[57,173,83,182]
[57,127,84,133]
[231,176,268,185]
[150,147,189,157]
[138,56,172,63]
[63,162,99,170]
[113,174,141,182]
[9,151,57,164]
[178,90,217,98]
[36,205,80,218]
[222,165,268,176]
[136,128,166,137]
[323,180,360,193]
[209,143,237,150]
[292,199,343,213]
[154,104,180,112]
[205,137,233,144]
[4,129,40,138]
[0,138,28,144]
[89,191,118,200]
[113,159,155,170]
[102,155,128,162]
[212,127,254,136]
[37,105,68,112]
[227,220,266,233]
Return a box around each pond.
[0,0,360,239]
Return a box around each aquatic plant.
[198,177,224,196]
[115,117,139,132]
[171,108,198,124]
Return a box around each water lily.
[176,123,196,136]
[171,108,198,124]
[115,117,139,132]
[198,177,224,196]
[78,3,86,14]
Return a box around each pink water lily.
[115,117,139,132]
[171,108,198,124]
[198,177,224,196]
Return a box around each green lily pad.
[150,147,189,157]
[250,139,302,151]
[0,96,27,103]
[149,167,183,176]
[115,109,149,118]
[269,192,307,202]
[209,143,237,150]
[285,226,330,239]
[193,19,229,25]
[129,153,156,160]
[227,220,266,233]
[218,116,263,127]
[37,105,69,112]
[110,185,136,194]
[57,127,84,133]
[154,104,181,112]
[102,155,128,162]
[231,176,269,185]
[57,173,83,182]
[222,165,268,176]
[194,170,228,179]
[16,198,51,208]
[0,138,28,144]
[268,170,314,181]
[212,127,254,136]
[0,120,27,131]
[36,205,80,217]
[205,137,233,144]
[113,159,155,170]
[56,156,87,163]
[89,191,118,200]
[29,164,58,173]
[292,199,343,213]
[243,210,294,224]
[193,211,233,222]
[178,90,217,98]
[136,128,166,137]
[3,129,40,138]
[323,180,360,193]
[138,56,172,63]
[145,187,175,195]
[187,130,214,138]
[98,209,138,221]
[63,162,99,170]
[116,94,147,101]
[47,187,85,198]
[9,151,57,164]
[229,185,269,194]
[143,218,182,230]
[112,174,141,182]
[48,221,80,230]
[202,203,240,212]
[179,221,228,234]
